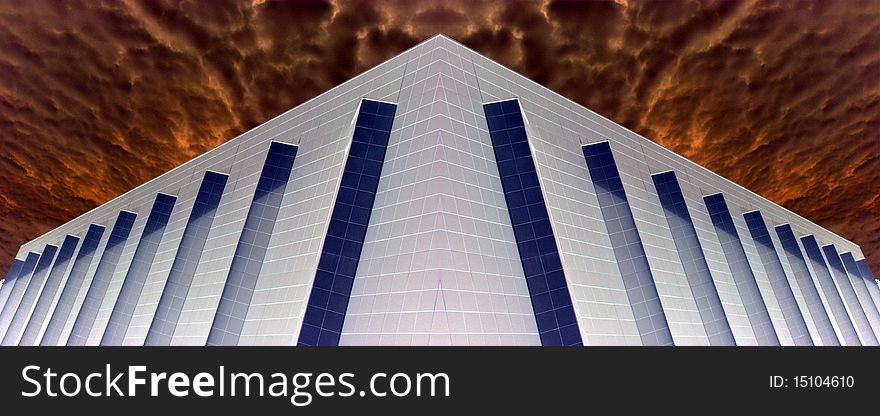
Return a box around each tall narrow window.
[652,171,734,345]
[584,141,672,345]
[101,193,177,345]
[703,193,778,345]
[298,100,397,346]
[146,171,228,346]
[207,141,298,346]
[480,99,582,346]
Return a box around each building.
[0,35,878,346]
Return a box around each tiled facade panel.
[1,245,58,344]
[821,245,878,344]
[703,194,778,345]
[0,259,24,317]
[856,260,880,309]
[582,142,673,345]
[796,234,854,345]
[0,252,40,338]
[7,35,873,346]
[40,224,106,346]
[298,100,398,346]
[207,141,299,345]
[652,171,734,345]
[338,46,540,346]
[743,212,812,345]
[144,171,229,346]
[18,235,81,346]
[482,100,582,346]
[66,211,137,346]
[101,193,178,345]
[840,252,880,337]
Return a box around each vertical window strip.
[652,171,734,345]
[483,99,582,346]
[146,171,229,346]
[584,141,672,346]
[101,193,178,345]
[207,141,298,346]
[298,99,397,346]
[703,194,779,346]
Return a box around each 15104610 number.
[794,375,854,388]
[770,375,855,389]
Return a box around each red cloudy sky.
[0,0,878,278]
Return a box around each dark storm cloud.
[0,0,877,277]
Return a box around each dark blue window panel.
[40,224,106,346]
[298,99,397,346]
[0,259,24,313]
[703,193,779,345]
[0,252,41,339]
[743,211,812,345]
[482,99,582,346]
[101,193,177,345]
[1,244,59,345]
[821,244,878,345]
[796,233,853,345]
[18,235,81,346]
[584,141,672,346]
[652,171,734,345]
[146,171,229,346]
[207,141,298,346]
[67,210,137,346]
[840,252,880,339]
[856,259,880,311]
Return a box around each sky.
[0,0,878,279]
